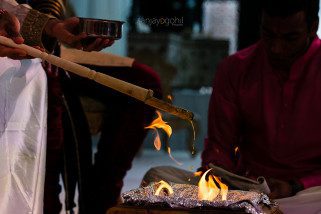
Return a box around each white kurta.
[0,58,47,214]
[276,186,321,214]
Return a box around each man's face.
[261,11,316,70]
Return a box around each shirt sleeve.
[1,0,67,52]
[27,0,65,19]
[201,57,241,173]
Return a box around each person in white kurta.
[0,1,114,213]
[0,55,48,214]
[0,3,48,213]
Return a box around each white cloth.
[1,0,18,6]
[0,0,30,25]
[276,186,321,214]
[0,58,47,214]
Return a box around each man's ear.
[310,18,319,37]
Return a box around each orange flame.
[167,95,173,102]
[194,171,203,177]
[145,111,172,151]
[198,169,228,201]
[145,111,172,136]
[145,111,182,165]
[153,130,161,150]
[234,146,239,155]
[214,176,228,201]
[155,180,174,196]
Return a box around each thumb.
[12,36,24,44]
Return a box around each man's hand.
[267,178,293,199]
[0,9,28,59]
[45,17,114,52]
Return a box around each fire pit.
[113,182,281,214]
[107,205,250,213]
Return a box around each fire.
[198,169,228,201]
[145,111,172,151]
[194,171,203,177]
[167,95,173,102]
[214,176,228,200]
[234,146,239,155]
[145,111,181,165]
[155,180,174,196]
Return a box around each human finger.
[83,37,103,51]
[0,44,28,59]
[59,30,86,49]
[32,46,45,52]
[102,38,115,48]
[11,36,24,44]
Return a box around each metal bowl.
[78,17,124,40]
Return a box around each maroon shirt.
[202,37,321,189]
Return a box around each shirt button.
[284,103,288,107]
[281,124,285,129]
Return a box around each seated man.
[142,0,321,213]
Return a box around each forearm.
[1,0,66,51]
[22,0,66,51]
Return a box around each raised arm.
[0,0,114,53]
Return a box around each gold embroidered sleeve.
[20,9,54,49]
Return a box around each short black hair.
[261,0,319,29]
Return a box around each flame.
[198,169,228,201]
[153,130,161,150]
[234,146,239,155]
[145,111,183,165]
[155,180,174,196]
[198,169,220,201]
[167,95,173,102]
[145,111,172,136]
[194,171,203,177]
[214,176,228,201]
[145,111,172,151]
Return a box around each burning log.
[0,36,194,121]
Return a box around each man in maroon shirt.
[142,0,321,210]
[202,0,321,199]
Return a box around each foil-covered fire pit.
[121,182,277,214]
